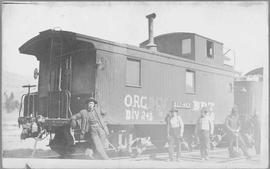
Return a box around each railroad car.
[17,13,235,155]
[234,67,263,117]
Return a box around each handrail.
[65,90,73,118]
[20,90,73,119]
[62,90,73,118]
[18,94,26,118]
[19,92,39,118]
[63,90,69,119]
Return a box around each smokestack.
[145,13,157,51]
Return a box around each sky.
[2,1,268,77]
[1,2,269,161]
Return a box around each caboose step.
[44,118,70,127]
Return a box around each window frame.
[185,69,196,94]
[206,40,214,59]
[181,38,192,55]
[126,57,142,88]
[229,82,233,93]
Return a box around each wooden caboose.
[18,14,234,155]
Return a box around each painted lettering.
[125,109,131,120]
[124,94,169,121]
[192,100,215,111]
[133,95,140,108]
[174,101,192,109]
[193,101,201,111]
[140,96,147,109]
[141,111,146,120]
[124,95,133,107]
[133,109,140,120]
[148,112,153,121]
[148,97,155,110]
[200,101,208,108]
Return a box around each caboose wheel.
[151,140,166,150]
[49,126,75,157]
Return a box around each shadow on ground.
[3,149,58,158]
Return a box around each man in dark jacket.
[225,106,251,159]
[70,97,110,160]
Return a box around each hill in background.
[2,70,37,101]
[2,70,38,114]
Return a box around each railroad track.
[3,148,261,169]
[4,147,258,164]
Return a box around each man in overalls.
[195,107,214,160]
[70,97,110,160]
[165,107,184,161]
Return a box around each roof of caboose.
[235,67,263,82]
[19,30,233,73]
[19,30,76,57]
[245,67,263,76]
[19,29,159,58]
[19,30,223,57]
[139,32,223,47]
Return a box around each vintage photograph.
[2,1,268,168]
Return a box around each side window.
[185,70,195,94]
[126,58,141,87]
[229,83,233,93]
[182,38,191,55]
[207,41,214,58]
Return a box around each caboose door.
[70,49,97,114]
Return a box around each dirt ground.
[2,111,267,169]
[2,111,55,158]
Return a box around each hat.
[231,105,238,114]
[201,107,209,114]
[170,107,178,113]
[85,97,97,104]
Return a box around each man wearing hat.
[70,97,110,160]
[225,105,251,159]
[165,107,184,161]
[195,107,214,160]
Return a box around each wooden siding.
[76,34,234,125]
[95,49,127,124]
[234,81,263,116]
[153,33,195,60]
[194,35,224,66]
[71,50,96,95]
[20,30,234,126]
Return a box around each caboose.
[234,67,263,116]
[18,13,234,155]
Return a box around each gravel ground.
[2,112,52,158]
[2,112,266,168]
[2,153,264,169]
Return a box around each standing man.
[165,107,184,161]
[208,108,216,149]
[208,109,215,126]
[239,113,254,148]
[225,106,251,159]
[251,112,261,155]
[70,97,110,160]
[195,107,214,160]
